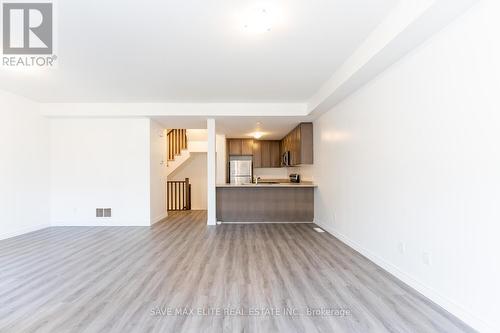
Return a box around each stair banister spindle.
[166,128,189,161]
[166,178,191,211]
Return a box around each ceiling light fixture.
[253,121,264,139]
[253,131,264,139]
[242,7,278,34]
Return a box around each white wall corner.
[0,224,51,241]
[151,212,168,225]
[150,119,167,226]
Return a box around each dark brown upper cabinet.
[252,140,262,168]
[227,139,254,156]
[270,141,281,167]
[228,139,242,155]
[227,122,312,168]
[252,140,281,168]
[241,139,254,155]
[280,122,313,166]
[260,141,271,167]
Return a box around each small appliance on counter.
[289,173,301,183]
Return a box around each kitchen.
[216,122,316,223]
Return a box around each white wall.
[207,119,216,224]
[50,118,151,226]
[313,1,499,332]
[188,129,209,152]
[215,134,226,184]
[169,153,207,210]
[150,121,167,224]
[0,90,50,239]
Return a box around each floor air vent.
[96,208,112,218]
[313,227,325,233]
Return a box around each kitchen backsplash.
[254,165,314,181]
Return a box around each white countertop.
[216,182,317,188]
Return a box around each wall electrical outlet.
[330,209,337,223]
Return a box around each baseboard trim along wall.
[314,219,495,333]
[151,212,168,225]
[219,221,313,224]
[0,224,51,241]
[50,221,151,227]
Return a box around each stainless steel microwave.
[282,151,291,167]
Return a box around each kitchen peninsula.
[216,182,317,223]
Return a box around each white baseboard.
[151,212,168,225]
[220,221,313,224]
[50,221,151,227]
[314,219,496,333]
[0,224,50,241]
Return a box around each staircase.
[166,129,208,176]
[167,129,189,176]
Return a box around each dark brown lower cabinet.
[216,186,314,222]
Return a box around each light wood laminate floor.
[0,211,474,333]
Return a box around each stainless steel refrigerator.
[229,156,253,184]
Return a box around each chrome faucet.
[254,176,261,184]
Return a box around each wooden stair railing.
[167,178,191,211]
[167,129,187,161]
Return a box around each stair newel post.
[185,178,190,210]
[177,130,182,154]
[188,183,191,210]
[172,129,176,157]
[182,129,185,149]
[174,129,178,156]
[184,129,187,149]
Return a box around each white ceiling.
[0,0,397,102]
[215,116,314,139]
[154,115,314,140]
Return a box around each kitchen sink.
[241,181,287,185]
